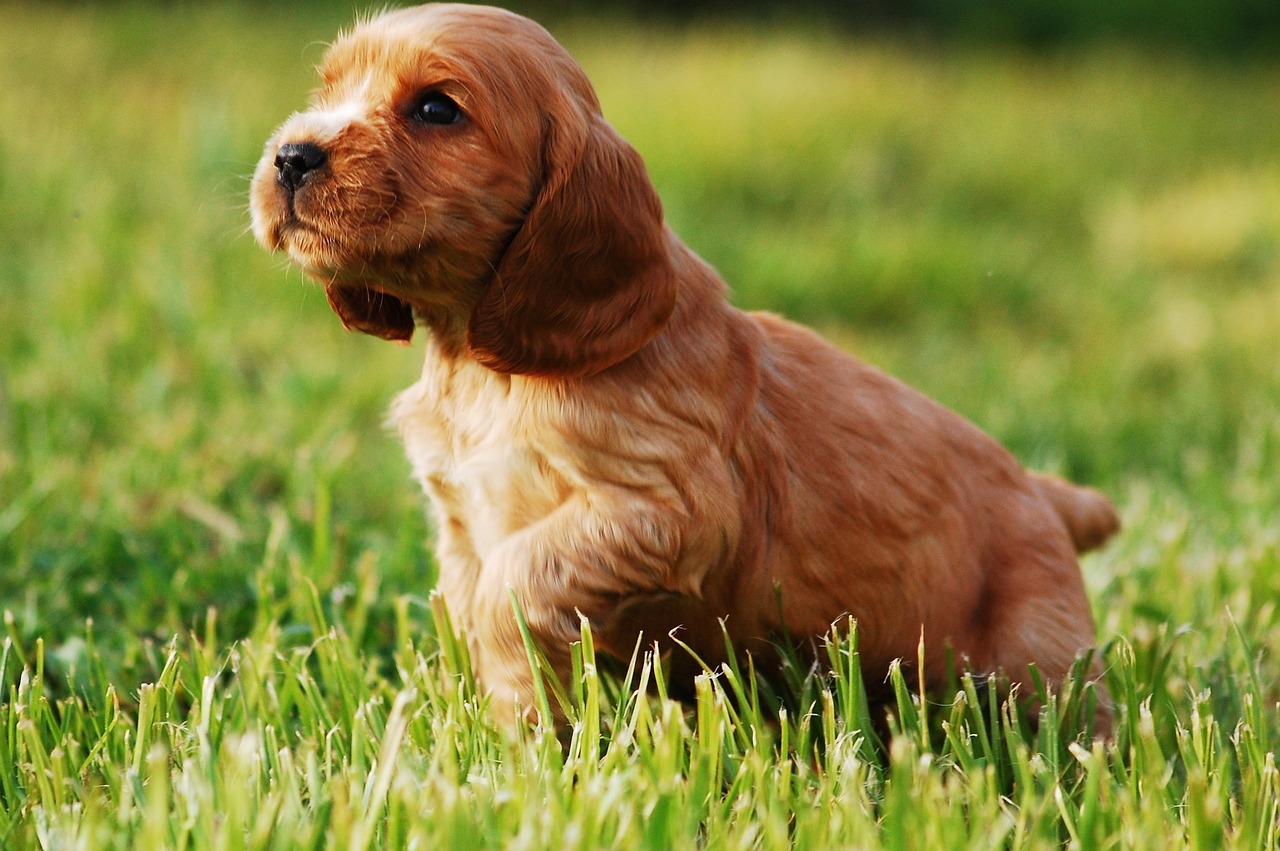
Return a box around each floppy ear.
[325,284,415,343]
[466,110,678,377]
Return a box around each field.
[2,3,1279,847]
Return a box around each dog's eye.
[412,92,462,126]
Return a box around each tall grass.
[1,3,1279,847]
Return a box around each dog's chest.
[391,358,571,557]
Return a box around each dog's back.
[715,310,1111,712]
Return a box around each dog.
[250,3,1119,732]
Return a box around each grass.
[1,2,1279,847]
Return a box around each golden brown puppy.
[250,4,1119,732]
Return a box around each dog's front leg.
[467,493,688,727]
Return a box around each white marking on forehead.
[293,73,375,143]
[305,98,366,139]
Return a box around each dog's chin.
[271,220,346,277]
[257,216,417,343]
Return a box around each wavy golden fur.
[251,3,1120,732]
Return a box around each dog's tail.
[1030,472,1121,554]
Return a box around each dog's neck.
[412,303,473,360]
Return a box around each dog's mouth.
[266,215,417,343]
[324,283,416,343]
[260,208,327,263]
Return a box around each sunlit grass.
[1,3,1279,847]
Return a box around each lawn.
[1,3,1279,847]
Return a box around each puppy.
[250,4,1119,732]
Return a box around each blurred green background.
[531,0,1280,54]
[0,1,1277,689]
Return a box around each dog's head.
[250,3,677,376]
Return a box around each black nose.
[274,141,327,193]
